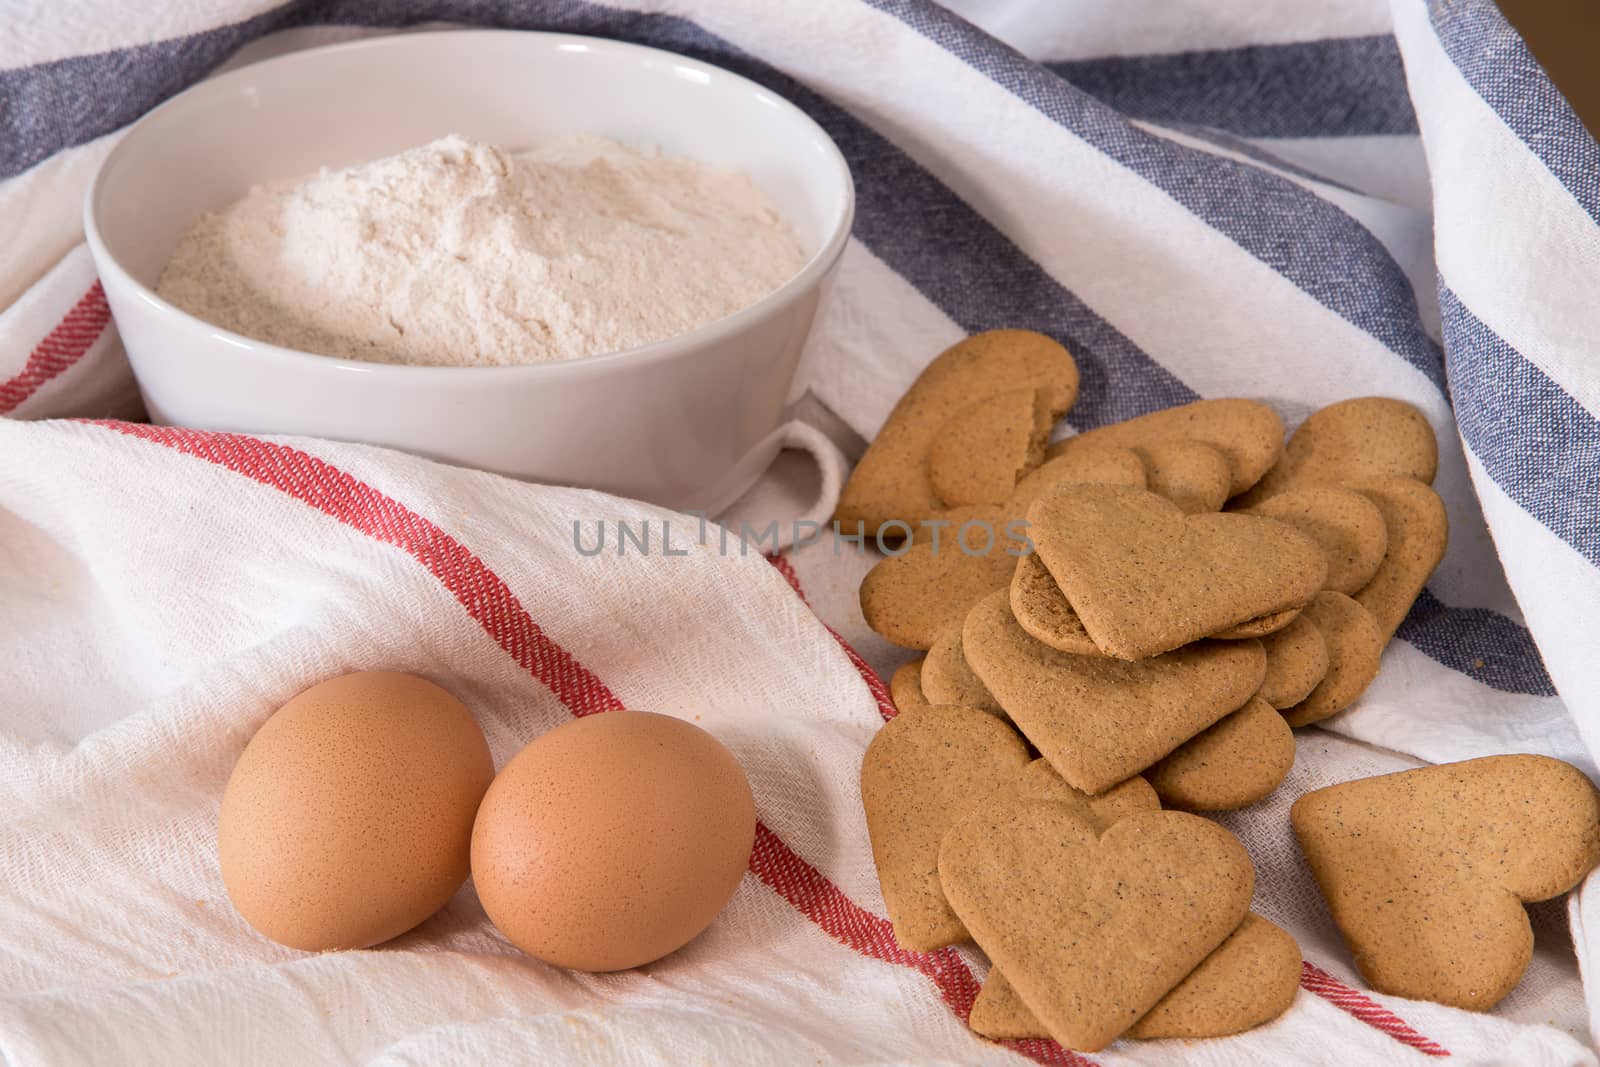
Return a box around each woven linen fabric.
[3,2,1600,1064]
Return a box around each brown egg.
[471,711,755,971]
[218,671,494,951]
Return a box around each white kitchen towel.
[3,2,1600,1065]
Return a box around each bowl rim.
[83,28,856,381]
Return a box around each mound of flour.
[156,135,808,366]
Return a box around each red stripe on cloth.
[104,422,622,715]
[767,553,898,722]
[749,823,979,1014]
[1301,961,1451,1057]
[0,283,110,415]
[99,422,1092,1064]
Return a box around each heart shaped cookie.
[1292,754,1600,1010]
[1146,696,1295,811]
[836,330,1078,537]
[921,624,1002,714]
[1347,477,1448,644]
[860,705,1030,951]
[1282,592,1383,727]
[859,516,1023,649]
[1135,439,1231,514]
[1239,486,1389,595]
[889,659,929,714]
[928,388,1054,507]
[963,589,1266,793]
[971,760,1164,1010]
[1235,397,1438,507]
[940,803,1254,1051]
[1009,551,1101,655]
[1047,399,1284,497]
[972,913,1301,1041]
[975,761,1162,1041]
[1256,613,1329,709]
[1030,484,1326,660]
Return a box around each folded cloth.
[4,1,1600,1064]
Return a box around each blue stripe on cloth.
[1046,36,1417,139]
[1,0,1553,692]
[1154,122,1365,195]
[869,0,1449,395]
[0,9,293,180]
[1439,286,1600,569]
[1428,0,1600,224]
[1400,589,1555,696]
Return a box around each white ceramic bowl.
[85,30,853,513]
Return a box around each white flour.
[156,135,808,366]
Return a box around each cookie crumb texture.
[157,135,807,366]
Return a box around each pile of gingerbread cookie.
[845,330,1600,1053]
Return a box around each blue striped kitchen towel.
[2,1,1599,1064]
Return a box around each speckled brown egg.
[471,710,755,971]
[218,671,494,951]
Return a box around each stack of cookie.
[851,329,1446,802]
[848,330,1600,1051]
[861,705,1300,1050]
